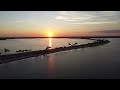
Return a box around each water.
[0,38,120,79]
[0,38,91,54]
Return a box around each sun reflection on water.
[49,38,52,48]
[47,55,55,78]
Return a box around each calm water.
[0,38,92,54]
[0,38,120,79]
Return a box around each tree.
[4,48,10,54]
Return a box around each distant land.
[0,36,120,40]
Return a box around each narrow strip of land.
[0,39,110,64]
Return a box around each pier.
[0,39,110,64]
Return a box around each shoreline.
[0,39,110,64]
[0,36,120,40]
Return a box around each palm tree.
[4,48,10,54]
[7,49,10,54]
[74,42,77,45]
[68,43,71,46]
[22,50,24,53]
[4,48,8,54]
[19,50,22,52]
[25,50,29,52]
[16,50,22,53]
[46,46,51,50]
[16,51,19,53]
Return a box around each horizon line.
[0,36,120,39]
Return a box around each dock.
[0,39,110,64]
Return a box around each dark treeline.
[0,36,120,40]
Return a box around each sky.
[0,11,120,37]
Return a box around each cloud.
[92,30,120,33]
[56,11,120,25]
[71,21,115,25]
[15,20,23,23]
[56,16,66,20]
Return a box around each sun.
[48,32,53,37]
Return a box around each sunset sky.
[0,11,120,37]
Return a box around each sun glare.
[48,32,53,37]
